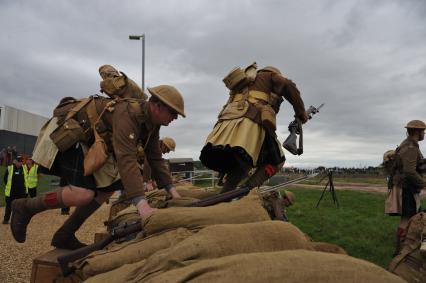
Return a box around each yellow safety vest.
[24,164,39,189]
[5,165,28,196]
[5,165,14,197]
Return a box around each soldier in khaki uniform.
[200,65,308,192]
[10,85,185,250]
[392,120,426,254]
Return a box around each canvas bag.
[83,100,113,176]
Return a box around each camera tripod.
[315,170,339,208]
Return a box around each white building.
[0,105,48,155]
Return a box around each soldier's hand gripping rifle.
[283,103,324,155]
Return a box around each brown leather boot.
[11,189,65,243]
[51,199,101,250]
[245,163,283,188]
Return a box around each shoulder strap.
[64,98,92,121]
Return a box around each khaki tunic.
[205,71,305,166]
[109,101,172,199]
[394,137,426,213]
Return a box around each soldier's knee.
[75,190,96,205]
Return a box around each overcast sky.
[1,0,425,168]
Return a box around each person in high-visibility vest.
[24,158,40,198]
[3,156,27,224]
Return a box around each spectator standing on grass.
[391,120,426,255]
[3,156,27,224]
[23,158,40,198]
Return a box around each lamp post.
[129,34,145,91]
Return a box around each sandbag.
[143,191,270,236]
[175,184,218,199]
[72,228,194,280]
[310,242,348,255]
[126,221,313,281]
[142,250,406,283]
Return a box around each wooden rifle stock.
[57,219,142,276]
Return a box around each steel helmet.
[283,190,295,205]
[261,66,282,75]
[148,85,186,117]
[405,120,426,129]
[161,137,176,151]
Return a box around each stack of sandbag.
[143,190,270,236]
[82,221,312,282]
[389,212,426,283]
[72,228,194,280]
[69,191,403,283]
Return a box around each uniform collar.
[405,136,419,147]
[142,102,155,132]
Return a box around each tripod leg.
[330,183,339,207]
[316,181,330,208]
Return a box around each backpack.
[222,62,257,92]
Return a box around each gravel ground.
[0,204,110,283]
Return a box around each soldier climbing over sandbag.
[10,65,186,250]
[200,63,308,192]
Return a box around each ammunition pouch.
[222,63,257,92]
[223,68,250,92]
[49,118,84,152]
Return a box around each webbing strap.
[64,98,92,121]
[233,90,269,104]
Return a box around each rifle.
[57,219,143,276]
[283,103,324,155]
[57,172,317,276]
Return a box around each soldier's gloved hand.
[134,198,157,220]
[168,186,181,199]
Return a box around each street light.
[129,34,145,91]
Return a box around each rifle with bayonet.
[283,103,324,155]
[57,172,318,276]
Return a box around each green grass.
[284,186,426,269]
[0,166,59,206]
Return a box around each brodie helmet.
[148,85,186,117]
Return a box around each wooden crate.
[31,248,71,283]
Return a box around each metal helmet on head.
[148,85,186,117]
[283,190,295,205]
[161,137,176,151]
[405,120,426,129]
[261,66,282,75]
